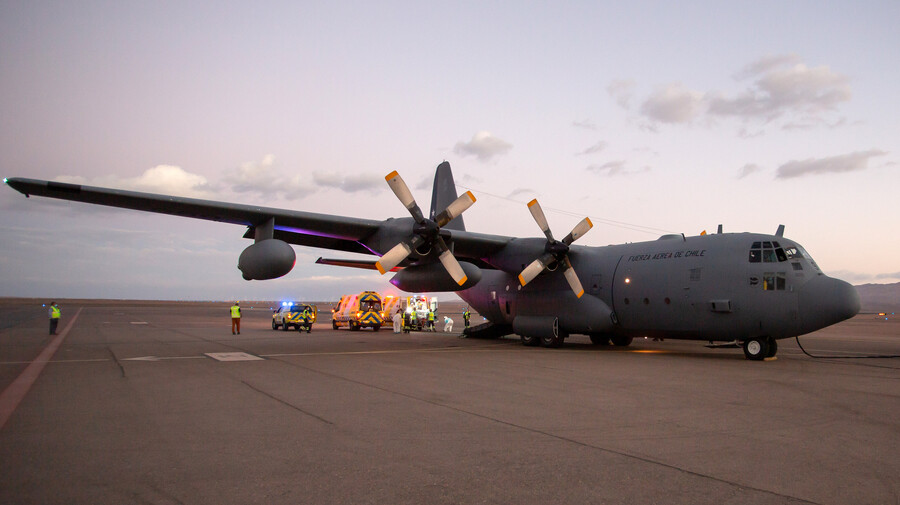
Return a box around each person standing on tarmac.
[48,301,61,335]
[427,310,435,331]
[463,308,471,329]
[231,302,242,335]
[392,308,402,333]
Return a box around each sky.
[1,1,898,301]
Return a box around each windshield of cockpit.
[748,241,820,271]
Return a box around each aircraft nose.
[797,276,860,334]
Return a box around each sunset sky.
[1,1,897,300]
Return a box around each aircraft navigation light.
[625,278,631,284]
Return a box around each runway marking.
[122,355,208,362]
[205,352,264,362]
[129,321,149,325]
[261,342,512,358]
[0,307,83,431]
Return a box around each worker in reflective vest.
[48,301,61,335]
[231,302,242,335]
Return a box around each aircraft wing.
[4,177,515,261]
[4,177,382,255]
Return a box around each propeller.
[517,199,592,298]
[375,171,476,286]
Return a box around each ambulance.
[331,291,384,331]
[404,294,438,331]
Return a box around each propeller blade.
[434,191,476,227]
[562,257,585,298]
[527,199,554,241]
[375,241,412,274]
[385,171,424,222]
[518,254,552,286]
[438,248,468,286]
[562,217,593,245]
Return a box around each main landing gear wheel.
[610,335,633,347]
[589,334,610,345]
[520,334,541,347]
[540,331,566,348]
[743,337,770,361]
[767,337,778,358]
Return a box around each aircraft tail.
[429,161,466,231]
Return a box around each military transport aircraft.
[4,162,859,360]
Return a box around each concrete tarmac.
[1,299,898,505]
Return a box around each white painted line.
[123,355,207,362]
[129,321,149,325]
[0,307,83,431]
[205,352,264,362]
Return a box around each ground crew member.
[427,310,435,331]
[392,309,402,333]
[48,301,61,335]
[302,306,313,331]
[463,308,471,329]
[443,316,453,332]
[231,302,241,334]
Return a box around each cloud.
[776,150,887,179]
[737,163,762,178]
[733,54,802,80]
[626,56,851,131]
[607,79,636,109]
[453,131,513,161]
[57,165,213,198]
[586,161,649,177]
[576,141,608,156]
[572,119,598,130]
[224,154,279,194]
[708,62,851,122]
[639,83,704,124]
[312,171,384,193]
[506,188,535,200]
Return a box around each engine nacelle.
[238,239,296,280]
[390,261,482,292]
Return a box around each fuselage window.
[763,272,786,291]
[762,249,777,262]
[749,249,761,262]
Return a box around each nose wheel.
[743,337,777,360]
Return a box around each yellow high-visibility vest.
[231,305,241,318]
[50,306,61,319]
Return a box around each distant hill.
[854,282,900,313]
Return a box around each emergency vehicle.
[381,295,401,321]
[404,294,438,331]
[272,302,317,332]
[331,291,384,331]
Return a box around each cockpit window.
[749,242,787,263]
[784,247,802,259]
